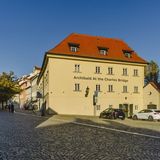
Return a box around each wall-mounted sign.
[74,76,128,83]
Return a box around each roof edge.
[47,52,148,65]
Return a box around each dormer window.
[100,49,107,55]
[98,47,108,55]
[123,50,133,58]
[68,43,80,52]
[125,52,131,58]
[70,46,77,52]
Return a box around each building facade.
[19,66,41,109]
[143,82,160,109]
[38,33,147,116]
[19,75,29,108]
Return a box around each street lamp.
[85,86,90,97]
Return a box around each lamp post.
[85,86,89,97]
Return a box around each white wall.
[144,84,160,109]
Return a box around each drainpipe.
[43,75,44,103]
[31,80,32,103]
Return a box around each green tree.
[145,60,160,84]
[0,71,21,108]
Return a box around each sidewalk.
[15,108,41,116]
[15,107,54,118]
[49,114,160,132]
[14,109,160,132]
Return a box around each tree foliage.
[0,71,21,102]
[145,60,160,84]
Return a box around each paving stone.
[0,111,160,160]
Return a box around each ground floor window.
[135,105,138,110]
[147,104,157,109]
[96,105,101,110]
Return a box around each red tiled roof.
[47,33,147,64]
[34,66,41,70]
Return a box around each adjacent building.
[19,75,29,108]
[37,33,147,116]
[19,66,41,109]
[143,82,160,109]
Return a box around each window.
[95,66,101,74]
[96,84,100,92]
[74,64,80,72]
[70,46,78,52]
[74,83,80,91]
[68,43,80,52]
[108,85,113,92]
[133,69,138,76]
[96,105,101,110]
[124,52,131,58]
[123,50,132,58]
[135,105,138,110]
[123,86,128,93]
[100,49,107,55]
[98,47,108,55]
[108,67,113,75]
[123,68,128,76]
[134,86,138,93]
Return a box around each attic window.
[123,50,133,58]
[68,43,80,52]
[98,47,108,55]
[70,46,77,52]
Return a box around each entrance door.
[123,104,128,118]
[119,104,128,118]
[129,104,133,118]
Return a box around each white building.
[143,82,160,109]
[19,66,41,109]
[37,33,147,116]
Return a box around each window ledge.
[133,75,139,77]
[107,74,114,75]
[73,90,82,92]
[73,71,82,73]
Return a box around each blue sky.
[0,0,160,77]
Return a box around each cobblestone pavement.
[0,111,160,160]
